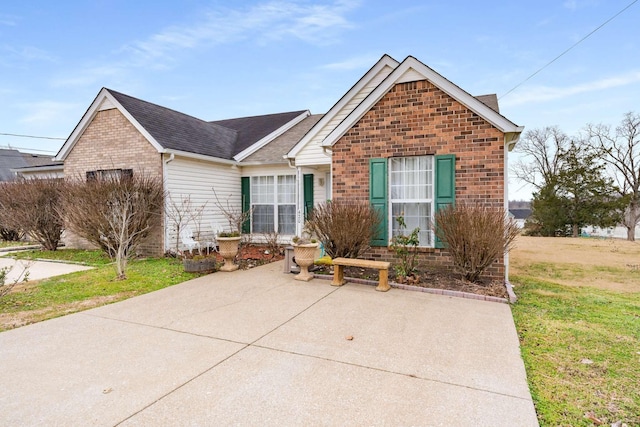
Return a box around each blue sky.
[1,0,638,199]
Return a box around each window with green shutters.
[369,154,455,248]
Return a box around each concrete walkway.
[0,261,538,426]
[0,256,93,282]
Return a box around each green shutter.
[369,158,388,246]
[303,174,314,220]
[434,154,456,248]
[241,177,251,234]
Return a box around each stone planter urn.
[293,242,318,281]
[218,236,241,272]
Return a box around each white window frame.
[250,174,296,235]
[389,156,434,247]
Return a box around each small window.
[86,169,134,182]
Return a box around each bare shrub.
[0,179,64,250]
[262,230,282,259]
[0,227,24,242]
[165,194,207,256]
[434,202,519,283]
[306,201,381,258]
[0,262,30,299]
[64,173,165,280]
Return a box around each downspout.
[163,153,175,253]
[286,157,304,236]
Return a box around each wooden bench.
[331,257,391,292]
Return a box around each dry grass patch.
[511,236,640,292]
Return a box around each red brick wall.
[64,108,165,256]
[332,80,506,281]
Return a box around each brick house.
[286,55,523,280]
[39,54,522,281]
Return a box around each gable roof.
[286,54,399,159]
[243,114,323,164]
[0,149,58,181]
[320,55,523,150]
[55,88,308,162]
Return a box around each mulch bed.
[313,264,508,299]
[197,244,507,299]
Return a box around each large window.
[389,156,433,246]
[250,175,296,234]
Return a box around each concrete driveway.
[0,261,538,426]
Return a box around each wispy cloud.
[55,0,361,88]
[0,14,17,26]
[124,0,359,64]
[501,70,640,106]
[19,101,80,125]
[321,54,380,71]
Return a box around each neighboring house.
[1,148,62,181]
[27,54,523,281]
[509,201,532,229]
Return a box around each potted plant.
[292,236,319,281]
[182,249,218,274]
[217,231,241,272]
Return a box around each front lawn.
[1,250,201,331]
[511,237,640,426]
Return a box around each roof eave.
[286,54,400,159]
[321,56,524,148]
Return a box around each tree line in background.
[513,112,640,241]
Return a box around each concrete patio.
[0,261,538,426]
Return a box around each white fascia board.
[322,56,524,147]
[54,88,164,161]
[233,110,310,162]
[11,164,64,173]
[163,148,238,166]
[286,54,400,159]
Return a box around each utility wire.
[499,0,638,100]
[0,132,66,141]
[0,145,57,154]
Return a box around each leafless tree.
[512,126,570,190]
[0,178,64,250]
[64,173,165,279]
[587,112,640,241]
[165,194,207,256]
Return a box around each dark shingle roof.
[108,89,238,159]
[0,149,57,181]
[108,89,307,161]
[211,110,307,156]
[510,208,532,220]
[243,114,323,164]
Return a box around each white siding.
[294,65,395,166]
[18,170,64,180]
[164,156,241,253]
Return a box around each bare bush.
[166,194,207,256]
[306,201,381,258]
[0,227,24,242]
[0,179,64,250]
[64,173,164,280]
[434,202,519,283]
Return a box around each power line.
[0,145,57,154]
[0,132,66,141]
[499,0,638,100]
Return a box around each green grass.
[1,250,205,331]
[10,248,113,266]
[511,276,640,426]
[0,241,33,249]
